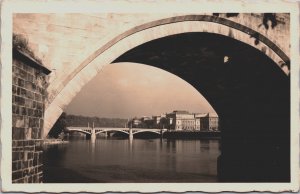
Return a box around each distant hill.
[66,114,128,128]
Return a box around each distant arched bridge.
[66,127,167,140]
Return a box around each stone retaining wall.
[12,48,50,183]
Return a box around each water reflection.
[128,138,133,156]
[200,140,210,152]
[44,137,220,183]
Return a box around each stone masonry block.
[39,87,45,96]
[25,81,33,91]
[12,171,22,180]
[24,146,34,152]
[23,151,28,161]
[19,68,27,79]
[12,151,19,161]
[28,116,35,127]
[28,140,35,146]
[12,161,18,171]
[15,96,25,106]
[12,105,19,114]
[12,140,17,148]
[13,115,25,128]
[25,90,34,99]
[14,60,21,69]
[28,175,33,183]
[29,160,33,167]
[16,140,24,147]
[36,102,43,110]
[32,101,37,109]
[33,153,38,166]
[35,142,43,151]
[26,65,34,75]
[29,117,39,128]
[34,110,39,117]
[27,74,34,82]
[25,98,33,108]
[20,88,26,97]
[20,106,27,116]
[32,84,37,91]
[31,127,39,139]
[27,108,34,116]
[12,85,17,94]
[24,117,29,128]
[17,178,25,183]
[12,76,18,85]
[24,127,32,140]
[12,127,25,140]
[34,93,42,102]
[17,160,22,169]
[18,78,25,87]
[13,65,20,77]
[17,87,20,95]
[28,152,33,160]
[39,118,44,129]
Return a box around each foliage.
[65,114,128,128]
[159,117,168,128]
[13,33,42,64]
[48,112,67,138]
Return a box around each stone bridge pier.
[90,128,96,143]
[129,128,133,141]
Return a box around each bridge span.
[66,127,167,142]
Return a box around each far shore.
[44,139,69,145]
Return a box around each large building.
[152,114,166,129]
[198,113,219,131]
[166,110,197,131]
[129,110,219,131]
[166,111,219,131]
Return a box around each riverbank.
[163,131,221,139]
[44,139,69,145]
[111,130,221,139]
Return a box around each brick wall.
[12,49,50,183]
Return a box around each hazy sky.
[65,62,216,118]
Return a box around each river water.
[43,137,220,183]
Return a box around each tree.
[48,112,67,138]
[160,117,168,129]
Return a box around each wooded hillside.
[66,114,128,128]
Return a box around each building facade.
[198,113,219,131]
[129,110,219,131]
[166,110,197,131]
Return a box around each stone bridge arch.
[44,14,290,137]
[132,130,161,135]
[67,129,91,135]
[95,129,129,135]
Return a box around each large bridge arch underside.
[43,15,290,182]
[114,32,290,182]
[44,15,290,136]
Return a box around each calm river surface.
[43,137,220,183]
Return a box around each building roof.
[172,110,189,114]
[194,113,207,118]
[195,112,219,118]
[208,112,218,117]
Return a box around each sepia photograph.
[1,0,299,192]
